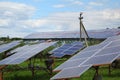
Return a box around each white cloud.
[0,19,10,27]
[0,2,35,20]
[0,2,35,37]
[53,4,65,8]
[89,2,103,6]
[72,1,83,5]
[83,9,120,30]
[0,2,120,38]
[102,9,120,20]
[32,9,120,32]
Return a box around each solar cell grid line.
[50,52,65,58]
[51,36,120,80]
[6,42,56,64]
[71,41,83,45]
[79,45,99,53]
[62,43,84,55]
[0,41,21,53]
[69,50,97,61]
[0,42,57,65]
[51,65,92,80]
[105,39,120,48]
[83,53,120,66]
[64,47,84,55]
[95,44,120,56]
[0,44,39,65]
[76,41,113,67]
[53,58,86,72]
[105,35,120,42]
[62,50,78,55]
[80,36,118,53]
[80,37,115,53]
[51,41,84,58]
[52,44,72,53]
[54,42,83,53]
[9,42,57,64]
[53,48,99,71]
[69,47,81,50]
[3,45,39,63]
[10,45,29,54]
[54,39,115,70]
[72,44,83,48]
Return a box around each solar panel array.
[7,45,29,55]
[51,35,120,80]
[0,41,57,65]
[50,42,84,58]
[0,41,21,53]
[24,29,120,39]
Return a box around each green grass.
[2,59,120,80]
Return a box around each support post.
[108,64,111,75]
[0,65,7,80]
[92,66,102,80]
[0,70,3,80]
[28,58,35,77]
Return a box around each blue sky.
[0,0,120,38]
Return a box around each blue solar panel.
[52,49,64,53]
[68,47,80,51]
[50,52,65,58]
[63,50,77,55]
[52,44,72,53]
[0,42,57,65]
[0,41,21,53]
[83,53,119,66]
[69,50,97,60]
[8,45,29,55]
[71,41,83,45]
[53,58,86,71]
[50,41,84,58]
[72,45,83,48]
[51,65,91,80]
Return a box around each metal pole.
[79,12,83,41]
[79,12,89,47]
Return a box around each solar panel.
[71,41,83,45]
[105,39,120,47]
[0,41,21,53]
[51,35,120,80]
[63,50,77,55]
[50,41,84,58]
[24,29,120,39]
[54,58,86,72]
[69,50,97,60]
[78,45,98,53]
[83,53,119,66]
[51,65,91,80]
[0,42,57,65]
[95,45,120,56]
[105,35,120,42]
[51,44,72,53]
[8,45,29,55]
[50,52,65,58]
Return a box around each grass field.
[2,59,120,80]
